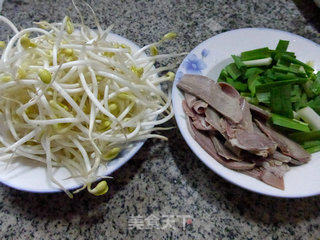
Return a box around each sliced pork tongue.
[182,100,215,131]
[219,117,277,158]
[205,107,224,134]
[229,129,277,157]
[224,140,242,157]
[242,165,286,190]
[192,116,215,131]
[193,100,208,114]
[179,74,309,190]
[254,119,311,164]
[184,93,208,115]
[200,89,276,157]
[218,82,240,98]
[177,74,243,123]
[210,135,243,162]
[249,104,271,121]
[185,93,197,109]
[182,100,197,119]
[186,117,255,170]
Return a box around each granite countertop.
[0,0,320,239]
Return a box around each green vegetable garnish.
[241,47,271,61]
[275,40,289,52]
[271,114,309,132]
[225,63,242,80]
[270,85,293,119]
[256,78,307,92]
[306,145,320,154]
[289,130,320,143]
[218,39,320,145]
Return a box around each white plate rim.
[172,28,320,198]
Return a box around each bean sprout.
[0,6,182,197]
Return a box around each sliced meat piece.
[185,93,197,109]
[230,129,277,157]
[182,100,214,131]
[205,107,223,133]
[186,116,216,155]
[210,135,242,161]
[289,158,305,166]
[272,151,291,163]
[224,140,242,157]
[255,119,311,163]
[223,161,256,170]
[220,119,277,157]
[262,162,290,177]
[252,122,267,137]
[220,118,236,139]
[237,98,254,132]
[182,100,196,119]
[192,116,215,131]
[260,170,285,190]
[177,74,243,123]
[242,166,285,190]
[186,117,255,170]
[193,100,208,114]
[242,167,263,179]
[218,82,240,98]
[249,104,271,121]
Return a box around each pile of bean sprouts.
[0,4,182,197]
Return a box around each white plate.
[0,33,147,193]
[172,28,320,198]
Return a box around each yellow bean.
[90,181,109,196]
[38,69,52,84]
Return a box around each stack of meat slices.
[177,74,310,190]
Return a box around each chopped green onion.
[240,92,251,97]
[297,106,320,130]
[270,85,293,118]
[226,78,248,91]
[245,67,264,79]
[291,85,301,103]
[256,78,308,92]
[272,65,306,77]
[275,40,289,52]
[306,145,320,153]
[248,73,261,96]
[302,140,320,149]
[311,72,320,95]
[225,63,242,80]
[240,47,271,61]
[256,92,270,104]
[294,92,307,111]
[218,69,229,81]
[231,55,246,71]
[289,130,320,143]
[303,80,315,98]
[243,57,272,67]
[308,96,320,115]
[279,54,314,74]
[271,113,310,132]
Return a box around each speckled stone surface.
[0,0,320,239]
